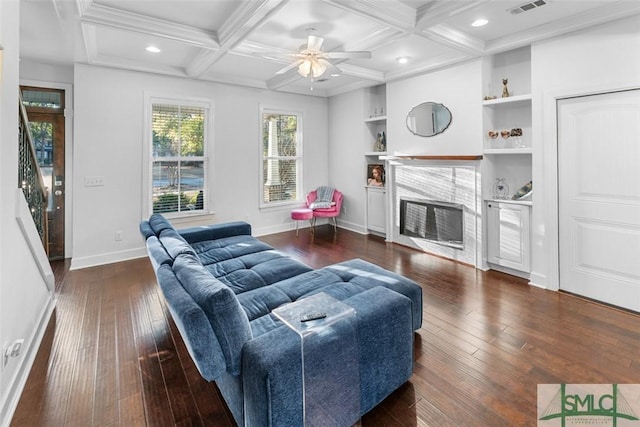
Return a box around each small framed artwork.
[367,164,385,187]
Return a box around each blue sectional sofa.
[140,214,422,426]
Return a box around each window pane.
[152,160,204,213]
[179,161,204,211]
[152,160,181,213]
[180,107,204,157]
[262,159,298,203]
[152,104,205,157]
[22,89,62,109]
[152,104,180,157]
[262,114,298,157]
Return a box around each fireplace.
[400,199,464,249]
[387,157,482,267]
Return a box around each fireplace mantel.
[382,155,482,161]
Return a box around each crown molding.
[483,3,640,54]
[80,3,219,49]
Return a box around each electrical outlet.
[115,231,122,241]
[3,339,24,367]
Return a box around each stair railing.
[18,93,49,254]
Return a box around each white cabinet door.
[366,187,386,234]
[487,202,531,272]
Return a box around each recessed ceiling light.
[146,45,161,53]
[396,56,410,64]
[471,18,488,27]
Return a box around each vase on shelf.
[493,178,509,199]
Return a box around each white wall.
[328,88,368,232]
[387,60,483,156]
[71,64,328,269]
[530,14,640,290]
[0,1,56,425]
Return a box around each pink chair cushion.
[291,208,313,220]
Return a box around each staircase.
[17,92,49,254]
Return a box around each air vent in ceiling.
[510,0,547,15]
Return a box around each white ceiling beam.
[338,64,385,82]
[80,3,219,49]
[186,0,288,78]
[266,68,304,90]
[423,24,485,55]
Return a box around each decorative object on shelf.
[367,164,385,187]
[502,78,510,98]
[488,130,499,139]
[406,102,452,137]
[512,180,532,200]
[493,178,509,199]
[500,129,511,139]
[484,95,497,101]
[380,107,384,116]
[510,127,525,148]
[373,131,386,152]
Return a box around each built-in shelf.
[382,155,483,161]
[483,148,532,154]
[365,151,387,157]
[485,198,533,206]
[483,94,532,107]
[364,115,387,123]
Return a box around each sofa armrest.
[178,221,252,244]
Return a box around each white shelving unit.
[364,85,388,237]
[482,46,533,277]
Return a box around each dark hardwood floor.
[11,225,640,426]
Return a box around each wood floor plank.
[11,227,640,426]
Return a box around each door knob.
[55,190,63,196]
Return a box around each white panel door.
[558,89,640,311]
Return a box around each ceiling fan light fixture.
[311,60,327,78]
[298,59,312,77]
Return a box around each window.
[261,108,302,207]
[149,100,209,215]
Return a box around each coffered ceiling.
[20,0,640,97]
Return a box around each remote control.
[300,312,327,322]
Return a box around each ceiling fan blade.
[325,51,372,59]
[275,59,303,75]
[307,35,324,51]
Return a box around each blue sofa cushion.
[155,263,226,381]
[173,253,252,375]
[145,236,174,269]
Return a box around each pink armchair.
[306,189,343,233]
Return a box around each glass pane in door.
[29,121,54,212]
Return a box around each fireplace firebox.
[399,199,464,249]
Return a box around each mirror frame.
[406,102,452,137]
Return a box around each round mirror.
[406,102,452,137]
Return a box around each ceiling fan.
[272,29,372,80]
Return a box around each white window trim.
[143,92,214,219]
[259,105,304,211]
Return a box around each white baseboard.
[70,247,148,270]
[0,294,56,427]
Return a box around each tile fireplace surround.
[386,156,483,267]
